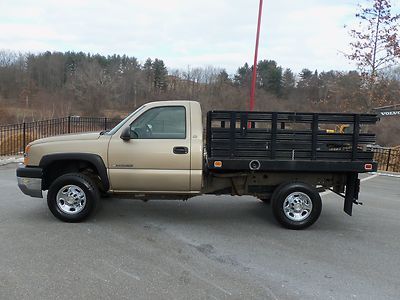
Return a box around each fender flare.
[39,153,110,191]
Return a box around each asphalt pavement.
[0,163,399,299]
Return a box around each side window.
[130,106,186,139]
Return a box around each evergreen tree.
[217,69,230,84]
[234,63,251,87]
[281,68,296,98]
[299,68,313,85]
[257,60,282,96]
[143,58,153,92]
[152,58,168,91]
[309,70,321,103]
[297,69,321,103]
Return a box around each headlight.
[23,144,31,165]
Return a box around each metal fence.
[371,147,400,173]
[1,116,400,173]
[0,116,122,156]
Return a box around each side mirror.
[120,127,131,141]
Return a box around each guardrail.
[0,116,122,156]
[371,147,400,173]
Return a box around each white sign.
[379,111,400,117]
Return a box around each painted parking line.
[361,174,379,182]
[374,172,400,178]
[320,174,379,196]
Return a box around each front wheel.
[47,173,99,222]
[271,182,322,230]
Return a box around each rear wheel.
[47,173,99,222]
[271,182,322,230]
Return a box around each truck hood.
[30,132,101,146]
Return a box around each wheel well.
[42,160,104,191]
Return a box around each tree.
[281,68,296,99]
[298,68,313,87]
[0,51,25,99]
[152,58,168,92]
[213,69,232,96]
[118,55,140,107]
[67,60,113,114]
[297,69,321,103]
[143,58,153,93]
[345,0,400,109]
[216,69,230,84]
[346,0,400,77]
[234,63,251,87]
[257,60,282,96]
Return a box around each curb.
[374,172,400,178]
[369,171,400,178]
[0,157,24,167]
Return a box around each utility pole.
[249,0,263,111]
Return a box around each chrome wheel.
[56,185,87,215]
[283,192,313,222]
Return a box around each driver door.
[108,104,191,192]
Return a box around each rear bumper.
[16,165,43,198]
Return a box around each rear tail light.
[364,163,373,170]
[214,161,222,168]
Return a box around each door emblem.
[113,164,134,168]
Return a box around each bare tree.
[345,0,400,109]
[67,60,113,115]
[346,0,400,76]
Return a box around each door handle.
[173,146,189,154]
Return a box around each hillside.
[0,51,399,146]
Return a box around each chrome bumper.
[16,165,43,198]
[17,177,43,198]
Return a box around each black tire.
[47,173,99,222]
[271,182,322,230]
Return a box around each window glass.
[107,104,146,135]
[130,106,186,139]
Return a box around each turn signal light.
[23,144,31,166]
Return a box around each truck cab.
[106,101,203,193]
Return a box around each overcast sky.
[0,0,399,74]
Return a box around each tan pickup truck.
[16,100,378,229]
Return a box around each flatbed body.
[206,110,377,172]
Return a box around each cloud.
[0,0,384,74]
[260,3,357,72]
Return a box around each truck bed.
[206,110,379,173]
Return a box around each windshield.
[106,104,147,135]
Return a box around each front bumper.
[16,165,43,198]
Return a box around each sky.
[0,0,399,74]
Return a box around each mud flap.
[344,173,360,216]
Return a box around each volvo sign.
[379,110,400,117]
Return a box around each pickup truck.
[16,100,378,229]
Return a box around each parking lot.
[1,163,399,299]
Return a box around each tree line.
[0,50,399,115]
